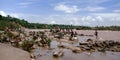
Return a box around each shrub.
[21,40,35,52]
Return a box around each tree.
[0,15,3,20]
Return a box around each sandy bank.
[0,43,30,60]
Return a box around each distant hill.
[0,15,120,31]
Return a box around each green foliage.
[0,15,120,31]
[0,36,8,43]
[7,32,14,37]
[21,40,35,52]
[0,15,2,20]
[47,38,51,46]
[76,26,92,30]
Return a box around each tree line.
[0,15,120,31]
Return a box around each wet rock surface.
[79,39,120,52]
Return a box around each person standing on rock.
[94,29,98,40]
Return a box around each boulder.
[57,44,66,48]
[53,50,64,57]
[79,42,88,45]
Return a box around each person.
[74,31,77,37]
[69,31,74,40]
[71,31,74,37]
[94,29,98,39]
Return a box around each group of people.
[50,26,99,40]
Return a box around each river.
[33,30,120,60]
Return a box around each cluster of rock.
[79,39,120,52]
[50,28,78,41]
[56,39,120,54]
[0,30,51,52]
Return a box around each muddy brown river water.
[32,30,120,60]
[76,30,120,42]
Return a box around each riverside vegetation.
[0,15,120,31]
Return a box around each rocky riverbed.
[0,29,120,60]
[32,29,120,60]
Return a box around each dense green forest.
[0,15,120,31]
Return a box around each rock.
[104,40,110,46]
[37,53,42,57]
[31,59,36,60]
[30,53,35,59]
[18,41,23,45]
[72,48,81,53]
[70,37,78,41]
[83,46,90,51]
[95,41,103,47]
[32,44,37,49]
[86,38,93,42]
[57,44,66,48]
[84,52,92,55]
[53,50,64,57]
[79,39,120,52]
[54,35,59,38]
[10,31,19,37]
[114,41,120,45]
[79,34,84,36]
[79,42,88,45]
[37,41,42,46]
[66,45,81,53]
[109,46,120,52]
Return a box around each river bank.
[0,43,30,60]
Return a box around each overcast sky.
[0,0,120,26]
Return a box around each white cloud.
[0,11,7,16]
[10,14,19,18]
[81,16,98,25]
[0,10,19,18]
[93,13,120,18]
[62,0,110,5]
[96,16,104,22]
[111,17,120,21]
[70,21,73,24]
[19,2,32,5]
[113,10,120,13]
[82,16,96,22]
[18,2,33,8]
[50,20,56,24]
[84,6,105,11]
[83,21,90,25]
[71,17,79,25]
[54,4,80,13]
[92,13,120,22]
[72,18,77,21]
[54,1,106,12]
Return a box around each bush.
[47,38,51,46]
[21,40,35,52]
[0,36,8,43]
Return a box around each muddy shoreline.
[0,43,30,60]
